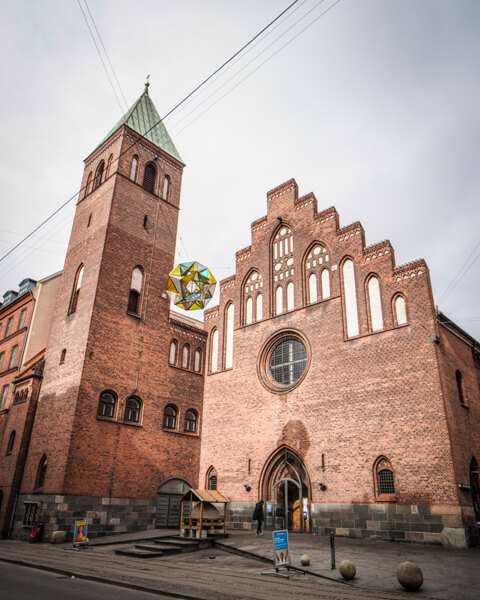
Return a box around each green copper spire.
[95,83,184,164]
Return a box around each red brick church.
[0,86,479,548]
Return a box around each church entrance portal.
[156,478,192,528]
[262,447,311,532]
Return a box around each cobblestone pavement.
[0,529,478,600]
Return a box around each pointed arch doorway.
[261,447,312,532]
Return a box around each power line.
[77,0,125,114]
[0,0,316,269]
[438,239,480,304]
[83,0,129,111]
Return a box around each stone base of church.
[226,501,479,549]
[11,494,157,542]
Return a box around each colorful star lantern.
[166,262,217,311]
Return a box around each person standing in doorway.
[252,500,265,535]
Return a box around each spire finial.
[145,74,150,93]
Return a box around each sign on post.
[73,520,88,546]
[273,530,290,567]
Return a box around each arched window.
[194,348,201,372]
[456,370,466,406]
[246,297,253,325]
[207,467,217,490]
[106,153,114,178]
[374,457,395,496]
[367,276,383,332]
[84,172,93,198]
[98,390,117,418]
[321,269,330,299]
[124,396,141,423]
[143,163,156,193]
[273,226,293,260]
[256,293,263,322]
[184,409,198,433]
[308,273,317,304]
[59,349,66,364]
[6,430,15,454]
[394,295,407,326]
[163,405,177,429]
[342,259,359,337]
[182,345,190,369]
[128,267,143,316]
[275,286,283,315]
[287,282,294,311]
[210,329,219,373]
[225,304,234,369]
[130,155,138,181]
[35,455,47,491]
[169,340,177,365]
[93,160,105,190]
[68,264,84,315]
[162,175,170,200]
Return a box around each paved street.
[0,529,478,600]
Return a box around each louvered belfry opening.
[143,163,156,193]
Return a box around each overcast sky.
[1,0,479,338]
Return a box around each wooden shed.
[180,489,229,538]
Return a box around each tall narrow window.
[106,153,113,178]
[375,457,395,496]
[342,259,359,337]
[182,345,190,369]
[5,317,13,337]
[456,370,466,406]
[143,163,156,193]
[308,273,317,304]
[207,467,218,490]
[287,282,294,311]
[256,293,263,322]
[6,430,15,454]
[394,295,407,325]
[163,405,177,429]
[367,276,383,332]
[321,269,330,299]
[1,385,8,410]
[169,340,177,365]
[18,308,27,329]
[194,348,201,372]
[84,172,92,197]
[59,349,66,364]
[68,264,84,315]
[162,175,170,200]
[0,352,4,370]
[225,304,234,369]
[97,390,117,418]
[130,156,138,181]
[35,455,47,490]
[246,297,253,325]
[128,267,143,315]
[211,329,219,373]
[124,396,141,423]
[275,287,283,315]
[93,160,105,190]
[8,346,18,370]
[184,409,197,433]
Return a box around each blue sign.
[273,529,290,567]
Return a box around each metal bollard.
[330,531,335,570]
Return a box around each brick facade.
[199,179,480,548]
[1,90,479,548]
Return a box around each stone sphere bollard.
[339,560,356,580]
[300,554,311,566]
[396,561,423,592]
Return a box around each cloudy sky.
[1,0,479,338]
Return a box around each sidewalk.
[0,529,478,600]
